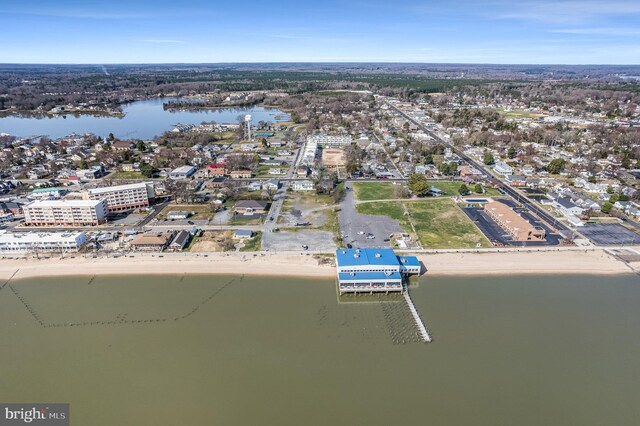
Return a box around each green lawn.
[239,232,262,251]
[352,182,403,201]
[427,180,501,197]
[406,199,491,249]
[109,171,146,179]
[356,199,491,249]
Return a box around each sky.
[1,0,640,64]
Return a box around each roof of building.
[485,201,541,234]
[0,231,85,243]
[335,248,400,268]
[88,182,151,194]
[234,230,253,237]
[397,255,420,267]
[171,165,197,174]
[235,200,269,209]
[557,197,578,209]
[171,230,190,247]
[26,199,105,208]
[32,187,67,193]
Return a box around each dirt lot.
[188,231,233,252]
[322,149,345,168]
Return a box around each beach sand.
[0,249,631,281]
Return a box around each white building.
[0,231,87,254]
[84,182,155,212]
[292,180,315,191]
[169,166,197,179]
[307,134,352,147]
[301,141,318,165]
[24,199,108,227]
[494,161,513,176]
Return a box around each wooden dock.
[403,289,432,343]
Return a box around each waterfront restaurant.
[335,248,421,294]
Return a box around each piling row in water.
[380,301,423,345]
[9,284,46,328]
[403,291,432,343]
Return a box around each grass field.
[109,171,146,179]
[427,180,502,197]
[357,199,490,249]
[352,182,404,201]
[406,199,491,248]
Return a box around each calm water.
[0,98,288,139]
[1,273,639,426]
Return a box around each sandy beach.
[0,249,632,281]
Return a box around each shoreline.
[0,249,633,281]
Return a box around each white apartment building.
[24,199,108,227]
[84,182,155,212]
[301,141,318,165]
[307,134,352,147]
[0,231,87,253]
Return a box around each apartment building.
[84,182,155,212]
[24,199,108,227]
[307,133,352,147]
[0,231,87,253]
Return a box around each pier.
[403,288,432,343]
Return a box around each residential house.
[168,230,191,251]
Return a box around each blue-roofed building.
[335,248,421,294]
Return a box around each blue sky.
[2,0,640,64]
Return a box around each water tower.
[245,114,252,140]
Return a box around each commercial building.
[307,133,352,147]
[23,199,108,227]
[84,182,155,213]
[335,248,421,294]
[235,200,269,215]
[169,165,197,179]
[484,201,546,241]
[0,231,87,254]
[130,231,175,252]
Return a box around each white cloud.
[550,27,640,36]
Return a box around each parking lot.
[261,230,336,252]
[579,223,640,245]
[462,199,561,246]
[339,182,405,249]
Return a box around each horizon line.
[1,61,640,67]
